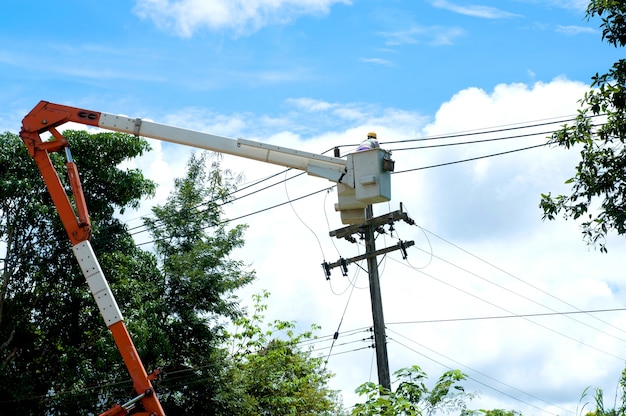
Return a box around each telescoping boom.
[20,100,395,415]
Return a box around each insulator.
[321,262,331,280]
[399,240,408,260]
[344,235,356,244]
[340,257,348,276]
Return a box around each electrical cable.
[386,330,565,416]
[317,338,373,353]
[118,143,340,243]
[392,143,547,174]
[369,344,376,383]
[328,267,361,296]
[284,169,327,263]
[131,185,335,249]
[327,344,374,358]
[297,326,369,347]
[406,242,626,344]
[292,306,626,378]
[391,255,626,361]
[122,169,304,240]
[380,113,605,147]
[224,185,337,224]
[388,128,561,152]
[410,225,434,269]
[323,187,343,258]
[277,305,626,349]
[383,114,584,145]
[386,307,626,325]
[326,272,358,363]
[418,225,626,337]
[366,212,623,364]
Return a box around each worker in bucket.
[357,132,380,151]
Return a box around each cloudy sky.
[3,0,626,414]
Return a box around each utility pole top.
[330,209,415,240]
[326,205,415,391]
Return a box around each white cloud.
[380,25,465,46]
[119,77,626,413]
[563,0,589,9]
[533,0,589,11]
[133,0,351,37]
[430,0,522,19]
[556,25,596,35]
[359,57,394,66]
[286,97,335,112]
[416,78,588,239]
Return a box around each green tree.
[224,291,345,415]
[0,132,48,369]
[141,151,255,415]
[1,129,340,414]
[351,365,475,416]
[540,1,626,252]
[0,130,156,414]
[478,410,521,416]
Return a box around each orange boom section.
[20,101,101,245]
[20,101,165,416]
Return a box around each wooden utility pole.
[364,204,391,389]
[326,207,414,391]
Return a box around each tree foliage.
[0,133,340,415]
[0,130,156,414]
[352,365,475,416]
[478,410,521,416]
[223,291,344,415]
[141,151,256,414]
[540,1,626,252]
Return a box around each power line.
[381,113,604,147]
[386,329,568,416]
[3,115,615,411]
[337,221,626,350]
[6,134,619,375]
[393,256,626,362]
[388,128,564,152]
[418,225,626,337]
[406,242,626,344]
[386,307,626,326]
[300,307,626,353]
[350,223,623,364]
[11,119,615,361]
[325,271,359,362]
[393,143,547,174]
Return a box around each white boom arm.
[22,101,394,224]
[98,112,394,224]
[99,113,352,186]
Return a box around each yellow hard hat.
[367,132,377,139]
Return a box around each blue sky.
[3,1,626,414]
[1,0,619,124]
